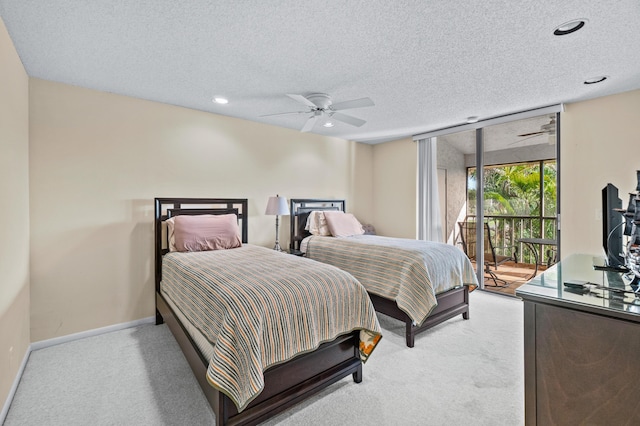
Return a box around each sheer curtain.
[417,137,443,242]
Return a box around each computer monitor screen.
[602,183,624,267]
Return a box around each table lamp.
[265,195,290,251]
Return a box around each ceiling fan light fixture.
[584,76,608,85]
[553,19,586,36]
[265,93,374,133]
[213,97,229,104]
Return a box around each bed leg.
[156,309,164,325]
[406,322,415,348]
[462,286,470,320]
[352,364,362,383]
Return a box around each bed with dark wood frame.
[289,198,470,348]
[154,197,364,426]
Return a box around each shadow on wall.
[130,199,156,319]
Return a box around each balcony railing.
[463,214,557,266]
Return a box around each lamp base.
[273,215,283,251]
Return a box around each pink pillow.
[323,211,365,237]
[173,214,242,252]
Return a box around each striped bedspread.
[160,244,381,412]
[305,235,478,325]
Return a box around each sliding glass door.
[433,111,560,292]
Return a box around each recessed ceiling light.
[213,97,229,104]
[584,76,608,85]
[323,121,335,128]
[466,116,479,123]
[553,19,586,36]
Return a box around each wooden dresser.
[516,253,640,425]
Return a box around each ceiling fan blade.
[300,115,318,132]
[330,97,375,111]
[259,111,307,117]
[331,112,366,127]
[286,94,317,108]
[517,131,545,137]
[509,134,542,145]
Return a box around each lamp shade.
[265,195,290,216]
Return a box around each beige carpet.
[5,290,524,425]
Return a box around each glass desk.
[516,252,640,317]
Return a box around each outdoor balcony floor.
[470,260,548,297]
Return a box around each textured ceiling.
[1,1,639,145]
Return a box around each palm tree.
[470,164,543,216]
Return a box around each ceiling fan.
[511,117,557,145]
[260,93,374,132]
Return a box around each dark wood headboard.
[154,197,248,291]
[289,198,345,251]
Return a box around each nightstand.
[289,249,305,256]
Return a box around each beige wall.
[28,79,374,341]
[0,16,30,408]
[372,137,417,238]
[560,89,640,260]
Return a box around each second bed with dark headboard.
[289,198,478,348]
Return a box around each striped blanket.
[305,235,478,325]
[160,244,381,411]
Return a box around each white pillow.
[166,217,177,251]
[305,211,333,236]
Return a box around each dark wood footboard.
[157,292,362,426]
[368,285,469,347]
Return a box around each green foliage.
[466,160,558,251]
[468,161,556,217]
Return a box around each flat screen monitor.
[602,183,624,267]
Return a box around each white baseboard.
[1,316,155,423]
[30,316,155,351]
[0,343,31,424]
